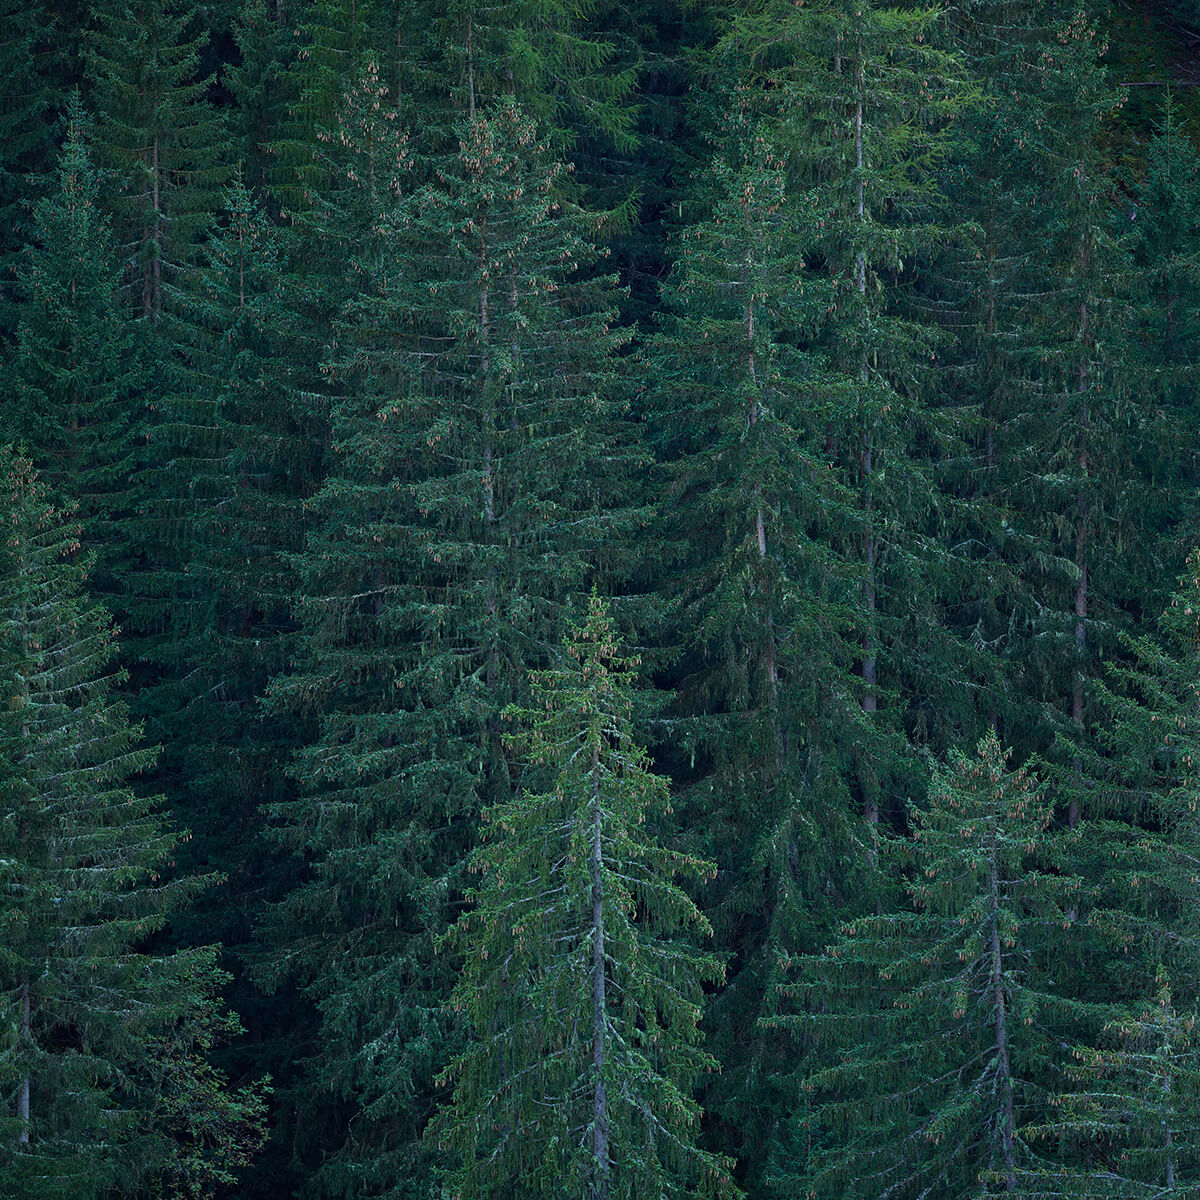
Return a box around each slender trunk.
[590,745,609,1200]
[466,18,475,120]
[853,50,878,833]
[149,135,161,318]
[16,632,30,1146]
[989,860,1016,1190]
[479,222,499,722]
[745,292,783,774]
[985,235,997,474]
[16,974,30,1145]
[746,298,778,698]
[1070,293,1089,831]
[1166,1012,1176,1190]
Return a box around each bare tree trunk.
[1070,293,1089,831]
[989,860,1016,1190]
[16,974,30,1145]
[590,745,609,1200]
[853,49,879,837]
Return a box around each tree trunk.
[745,295,781,740]
[989,862,1016,1190]
[16,973,30,1145]
[853,49,879,836]
[1070,294,1089,831]
[589,745,610,1200]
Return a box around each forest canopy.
[4,1,1200,1197]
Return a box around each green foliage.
[0,0,60,339]
[1030,970,1200,1198]
[766,731,1090,1199]
[7,97,139,591]
[645,89,871,1184]
[84,0,228,317]
[258,96,642,1198]
[434,594,734,1200]
[0,450,266,1199]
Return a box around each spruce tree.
[765,731,1089,1199]
[433,594,732,1200]
[1032,970,1200,1198]
[134,170,316,1112]
[7,96,140,594]
[84,0,229,318]
[0,449,266,1199]
[0,0,59,340]
[258,95,640,1198]
[644,87,869,1183]
[938,0,1146,794]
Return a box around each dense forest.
[6,0,1200,1196]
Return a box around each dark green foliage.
[1032,971,1200,1198]
[7,98,139,591]
[226,0,302,206]
[434,594,733,1200]
[938,0,1152,788]
[645,90,870,1184]
[766,732,1089,1199]
[0,0,60,339]
[84,0,228,317]
[2,4,1200,1198]
[258,96,641,1198]
[0,450,266,1199]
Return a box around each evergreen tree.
[1032,970,1200,1198]
[0,0,60,340]
[937,0,1147,798]
[84,0,229,317]
[0,449,266,1199]
[132,173,316,1173]
[226,0,302,207]
[433,594,732,1200]
[644,87,869,1184]
[1125,99,1200,552]
[258,96,640,1198]
[765,731,1089,1199]
[7,97,139,593]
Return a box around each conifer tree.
[433,594,732,1200]
[136,170,314,1048]
[0,449,266,1199]
[765,731,1088,1199]
[1031,970,1200,1198]
[258,96,640,1198]
[7,97,139,593]
[766,0,973,773]
[1125,99,1200,550]
[84,0,229,318]
[226,0,301,206]
[644,87,870,1182]
[938,0,1147,792]
[0,0,59,340]
[1068,552,1200,1006]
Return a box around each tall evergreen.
[765,731,1090,1199]
[258,94,640,1198]
[1034,970,1200,1198]
[938,0,1146,794]
[433,595,732,1200]
[7,97,139,593]
[0,0,60,340]
[135,172,317,1151]
[0,450,266,1199]
[644,87,869,1184]
[226,0,302,207]
[84,0,229,318]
